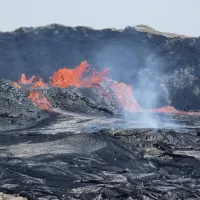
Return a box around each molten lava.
[109,81,141,112]
[83,68,110,87]
[13,82,21,89]
[28,91,52,110]
[154,106,179,113]
[13,61,111,110]
[13,60,200,115]
[50,61,89,88]
[152,106,200,116]
[50,61,109,88]
[33,78,46,88]
[19,74,35,84]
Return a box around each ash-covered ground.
[1,80,200,200]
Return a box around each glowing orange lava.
[13,82,21,89]
[13,61,110,110]
[83,68,110,87]
[152,106,200,116]
[19,74,35,84]
[12,61,200,115]
[33,78,46,88]
[28,91,52,110]
[50,61,89,88]
[154,106,179,113]
[50,61,109,88]
[109,81,141,112]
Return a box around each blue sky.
[0,0,199,36]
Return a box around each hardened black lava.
[0,79,48,132]
[1,79,200,199]
[0,79,123,132]
[43,84,123,116]
[1,121,200,200]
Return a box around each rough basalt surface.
[43,86,123,116]
[0,111,200,200]
[0,79,48,131]
[0,79,124,131]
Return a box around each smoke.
[133,54,171,109]
[90,42,173,128]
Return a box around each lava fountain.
[13,61,200,116]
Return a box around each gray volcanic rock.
[0,79,48,131]
[0,112,200,199]
[163,67,200,110]
[43,85,123,116]
[0,24,200,110]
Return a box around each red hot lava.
[19,74,35,84]
[50,61,109,88]
[13,61,200,115]
[109,82,141,112]
[33,78,46,88]
[28,91,52,110]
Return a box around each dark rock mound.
[0,79,48,131]
[43,86,123,116]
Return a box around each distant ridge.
[135,24,191,38]
[1,23,194,38]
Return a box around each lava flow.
[50,61,109,88]
[33,78,46,88]
[28,91,52,110]
[19,74,35,84]
[13,61,200,115]
[109,81,141,112]
[13,61,120,111]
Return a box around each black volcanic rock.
[0,112,200,199]
[0,79,48,131]
[43,85,123,116]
